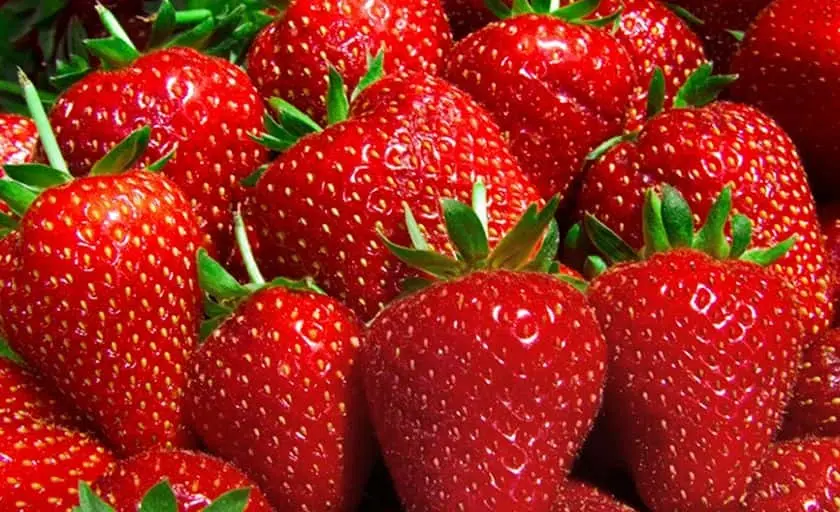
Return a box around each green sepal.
[163,17,216,50]
[485,0,512,18]
[73,482,115,512]
[200,315,228,341]
[564,222,583,253]
[400,276,434,296]
[404,202,430,250]
[557,274,589,293]
[0,337,26,366]
[351,49,385,102]
[326,65,350,125]
[487,196,559,270]
[673,62,738,109]
[583,254,608,279]
[727,29,745,42]
[266,276,325,295]
[471,180,490,237]
[646,67,666,119]
[511,0,536,16]
[241,164,269,188]
[89,126,151,176]
[586,132,636,162]
[551,0,600,19]
[4,163,71,188]
[268,98,322,138]
[691,185,732,259]
[578,7,623,31]
[665,3,704,25]
[583,213,638,264]
[51,54,91,89]
[0,212,18,230]
[729,214,751,259]
[83,36,140,69]
[740,236,796,266]
[146,145,178,173]
[641,188,671,257]
[139,480,177,512]
[197,248,250,300]
[204,296,234,319]
[0,180,39,217]
[660,184,693,248]
[149,0,178,49]
[203,488,251,512]
[442,198,490,264]
[379,233,467,280]
[523,219,560,272]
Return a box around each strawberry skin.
[50,47,268,257]
[0,171,204,456]
[0,114,38,170]
[781,329,840,439]
[0,359,86,430]
[364,270,607,511]
[744,437,840,510]
[0,412,115,512]
[821,203,840,316]
[187,286,371,511]
[93,449,273,511]
[444,14,637,201]
[589,249,803,510]
[552,481,637,512]
[577,102,833,337]
[729,0,840,196]
[246,0,452,124]
[243,73,540,320]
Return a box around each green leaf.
[673,62,738,109]
[692,186,732,259]
[729,214,752,259]
[531,0,552,13]
[403,202,429,251]
[740,236,796,267]
[149,0,178,49]
[551,0,600,21]
[0,212,18,229]
[379,231,466,280]
[0,337,25,366]
[204,296,233,319]
[0,179,39,217]
[203,488,251,512]
[484,0,512,18]
[524,219,560,272]
[351,49,385,102]
[83,36,140,69]
[665,3,704,25]
[557,274,589,293]
[646,67,666,119]
[471,180,489,238]
[147,145,178,173]
[4,164,71,188]
[581,7,623,30]
[727,29,745,42]
[90,126,151,176]
[268,98,322,137]
[241,164,269,188]
[442,198,490,264]
[326,65,349,125]
[641,188,671,257]
[164,17,216,50]
[139,480,177,512]
[200,315,228,341]
[583,254,608,279]
[197,248,250,300]
[510,0,535,16]
[586,133,633,162]
[583,213,638,264]
[266,276,325,295]
[51,54,91,89]
[488,197,559,270]
[76,482,115,512]
[660,184,693,248]
[400,276,433,295]
[564,222,583,252]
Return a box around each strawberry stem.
[17,69,69,174]
[234,211,266,286]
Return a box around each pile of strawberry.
[1,0,839,510]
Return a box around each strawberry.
[729,0,840,197]
[576,66,833,338]
[0,113,37,170]
[443,2,638,202]
[187,215,373,511]
[0,74,204,455]
[364,185,606,511]
[0,412,114,512]
[584,186,805,510]
[552,481,637,512]
[86,449,272,512]
[242,67,541,320]
[245,0,452,124]
[744,437,840,510]
[47,5,269,257]
[821,203,840,316]
[781,329,840,440]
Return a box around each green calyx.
[252,50,385,155]
[487,0,623,30]
[197,211,324,339]
[380,180,586,293]
[582,184,796,275]
[74,480,251,512]
[664,3,704,26]
[0,336,25,366]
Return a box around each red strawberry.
[744,437,840,510]
[243,69,540,320]
[585,186,805,510]
[0,76,205,455]
[552,481,637,512]
[364,188,606,510]
[444,4,638,201]
[246,0,452,124]
[0,412,114,512]
[729,0,840,197]
[0,114,37,170]
[821,203,840,317]
[187,217,372,511]
[666,0,771,67]
[0,355,86,429]
[576,68,833,338]
[88,449,272,512]
[781,329,840,440]
[48,6,268,257]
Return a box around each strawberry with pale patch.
[782,329,840,439]
[243,63,540,320]
[188,214,372,511]
[0,73,204,456]
[576,65,833,338]
[364,184,606,511]
[584,186,805,510]
[0,113,37,170]
[246,0,452,124]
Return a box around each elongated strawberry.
[246,0,451,124]
[188,215,372,511]
[0,412,114,512]
[729,0,840,197]
[364,184,605,511]
[552,481,637,512]
[85,449,271,512]
[47,5,268,257]
[781,329,840,439]
[576,66,832,338]
[744,437,840,510]
[585,186,804,510]
[0,73,204,455]
[0,113,37,170]
[243,66,540,320]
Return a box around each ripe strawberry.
[0,354,86,429]
[576,67,833,338]
[48,6,268,257]
[246,0,452,124]
[552,481,637,512]
[444,3,638,201]
[744,437,840,510]
[0,75,204,455]
[243,69,541,320]
[781,329,840,439]
[0,114,37,170]
[187,215,372,511]
[729,0,840,197]
[821,203,840,316]
[364,186,606,511]
[0,412,114,512]
[585,186,805,510]
[88,449,272,512]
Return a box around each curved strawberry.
[585,186,804,510]
[729,0,840,197]
[246,0,451,125]
[0,113,37,171]
[364,185,605,510]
